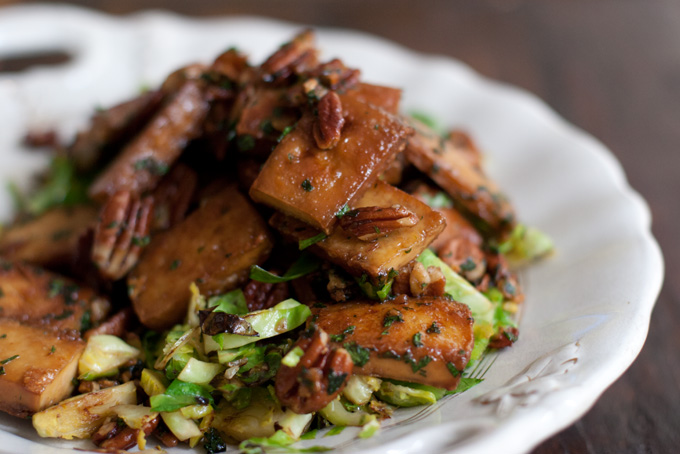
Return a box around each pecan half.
[92,191,154,280]
[260,29,317,82]
[242,278,289,311]
[94,414,159,451]
[313,91,345,150]
[339,205,419,241]
[275,327,354,414]
[310,58,361,91]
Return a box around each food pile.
[0,30,552,452]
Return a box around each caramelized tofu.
[271,181,445,278]
[235,87,284,138]
[89,80,209,202]
[129,186,273,330]
[0,319,85,417]
[404,119,515,234]
[0,205,98,269]
[349,83,402,114]
[313,297,474,390]
[250,93,413,234]
[0,259,109,331]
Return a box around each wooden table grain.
[1,1,677,452]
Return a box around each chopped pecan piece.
[339,205,419,241]
[313,91,345,150]
[260,29,317,82]
[488,326,520,349]
[275,327,354,414]
[92,191,154,280]
[409,261,447,297]
[242,278,289,311]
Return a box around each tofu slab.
[271,181,445,278]
[0,259,109,331]
[0,319,85,417]
[313,297,474,390]
[0,205,98,269]
[250,93,413,234]
[128,185,273,330]
[404,119,515,234]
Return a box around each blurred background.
[1,1,678,452]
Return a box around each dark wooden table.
[1,0,677,452]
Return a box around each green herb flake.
[249,252,321,283]
[80,310,93,331]
[298,232,327,250]
[326,369,348,395]
[170,259,181,270]
[412,332,423,347]
[0,355,19,365]
[427,322,441,334]
[0,287,4,298]
[335,204,350,218]
[132,235,151,247]
[382,311,403,329]
[237,134,256,151]
[301,179,314,192]
[343,342,371,367]
[460,257,477,272]
[49,345,56,354]
[134,157,169,175]
[411,355,432,373]
[446,362,462,377]
[330,325,355,342]
[0,334,6,339]
[277,125,295,142]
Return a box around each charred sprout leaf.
[9,156,90,216]
[497,223,554,266]
[208,289,249,315]
[199,310,258,336]
[204,427,227,453]
[250,252,321,283]
[149,379,214,412]
[298,232,327,250]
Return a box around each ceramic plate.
[0,5,664,454]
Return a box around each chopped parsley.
[343,342,370,367]
[326,369,348,394]
[412,332,423,347]
[301,179,314,192]
[427,322,441,334]
[134,157,169,175]
[335,204,350,218]
[330,325,355,342]
[170,259,181,270]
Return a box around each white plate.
[0,5,664,454]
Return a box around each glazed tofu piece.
[271,181,445,278]
[0,205,98,269]
[89,80,209,202]
[313,297,474,390]
[129,185,273,330]
[0,259,110,332]
[349,83,402,114]
[0,319,85,417]
[404,119,515,234]
[250,93,413,234]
